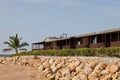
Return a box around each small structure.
[32,28,120,50]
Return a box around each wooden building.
[32,28,120,50]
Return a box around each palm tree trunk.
[15,48,18,54]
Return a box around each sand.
[0,64,48,80]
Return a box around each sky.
[0,0,120,54]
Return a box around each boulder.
[61,68,71,76]
[110,65,119,73]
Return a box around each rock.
[86,62,97,69]
[72,76,80,80]
[50,63,58,73]
[1,61,6,64]
[43,68,52,76]
[73,74,87,80]
[76,65,84,73]
[65,74,72,80]
[110,65,119,73]
[49,59,54,64]
[84,67,93,75]
[55,71,62,80]
[101,70,110,75]
[47,73,55,80]
[88,71,99,80]
[106,64,111,71]
[104,74,112,80]
[43,62,51,68]
[61,68,71,76]
[112,72,120,79]
[68,61,80,71]
[79,74,87,80]
[56,63,63,69]
[38,64,45,72]
[94,63,106,73]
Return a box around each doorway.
[70,38,76,49]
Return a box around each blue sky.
[0,0,120,54]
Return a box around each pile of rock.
[0,56,120,80]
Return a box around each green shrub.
[10,47,120,57]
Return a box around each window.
[77,38,83,45]
[57,41,60,46]
[63,40,66,46]
[111,32,118,42]
[97,35,102,43]
[78,41,81,45]
[67,39,70,45]
[91,36,97,44]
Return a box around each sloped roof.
[73,27,120,38]
[44,37,70,42]
[33,27,120,44]
[44,37,62,42]
[96,27,120,34]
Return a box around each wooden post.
[110,33,111,42]
[90,36,91,48]
[105,34,106,47]
[102,34,103,42]
[96,35,97,44]
[118,32,119,41]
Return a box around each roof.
[44,37,61,42]
[33,37,70,44]
[44,37,70,42]
[73,27,120,38]
[33,27,120,44]
[96,27,120,34]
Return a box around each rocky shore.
[0,56,120,80]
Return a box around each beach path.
[0,64,48,80]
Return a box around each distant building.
[32,28,120,50]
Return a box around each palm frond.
[3,34,29,54]
[2,48,13,52]
[19,48,27,51]
[20,42,29,48]
[4,41,13,47]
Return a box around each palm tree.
[3,34,29,54]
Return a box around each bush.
[10,47,120,57]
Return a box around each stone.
[56,63,63,69]
[94,63,106,73]
[101,70,110,75]
[38,64,45,72]
[79,74,87,80]
[84,67,93,75]
[88,71,99,80]
[112,72,120,79]
[68,61,80,71]
[86,62,97,69]
[65,74,72,80]
[61,68,71,76]
[43,68,52,76]
[50,63,58,73]
[104,74,112,80]
[110,65,119,73]
[47,73,55,80]
[72,76,80,80]
[49,59,54,64]
[55,71,62,80]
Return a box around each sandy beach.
[0,64,47,80]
